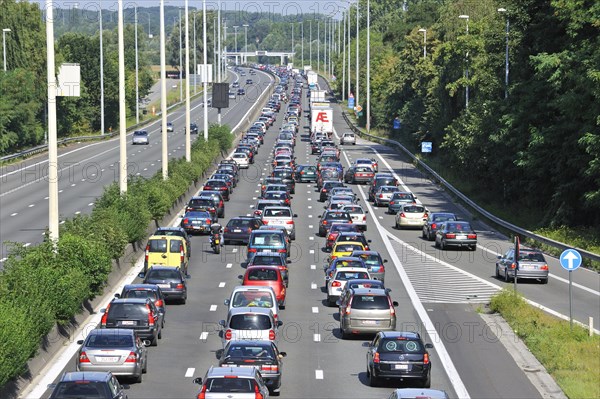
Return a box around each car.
[330,241,367,261]
[319,210,353,237]
[211,173,235,192]
[323,257,367,279]
[180,210,213,234]
[261,184,291,199]
[341,204,368,231]
[228,91,236,99]
[225,285,280,322]
[75,328,149,383]
[219,307,282,344]
[369,175,398,201]
[231,152,250,169]
[261,206,297,240]
[325,222,363,250]
[271,167,296,194]
[153,227,191,258]
[421,212,457,240]
[319,181,346,202]
[355,157,378,173]
[331,232,371,252]
[247,252,289,287]
[246,78,253,84]
[223,216,262,245]
[434,221,477,250]
[496,248,549,283]
[232,81,240,88]
[294,165,318,182]
[48,371,129,399]
[351,250,388,283]
[338,279,386,301]
[142,265,188,304]
[132,130,149,145]
[217,340,286,394]
[100,298,162,346]
[325,267,371,306]
[365,331,433,387]
[262,190,292,207]
[395,204,429,229]
[388,192,418,214]
[340,132,357,145]
[144,234,188,275]
[193,366,270,399]
[387,389,450,399]
[253,199,283,218]
[344,166,374,184]
[189,123,198,134]
[116,284,166,318]
[239,266,287,308]
[197,190,226,217]
[338,287,398,338]
[237,88,246,95]
[186,196,219,222]
[165,122,174,132]
[203,179,230,201]
[374,185,401,207]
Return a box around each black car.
[186,196,219,221]
[142,266,188,304]
[101,298,162,346]
[422,212,457,241]
[217,340,286,394]
[369,176,398,201]
[189,123,198,134]
[203,179,230,201]
[246,78,253,84]
[49,371,129,399]
[237,88,246,95]
[154,227,191,258]
[319,210,352,237]
[319,181,346,202]
[365,331,433,387]
[223,216,263,245]
[272,167,296,194]
[116,284,166,320]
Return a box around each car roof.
[155,227,186,233]
[123,284,160,290]
[350,287,389,296]
[231,285,276,294]
[59,371,112,382]
[334,241,364,246]
[392,389,449,399]
[334,267,369,273]
[88,328,135,336]
[206,366,257,379]
[380,331,422,339]
[228,306,274,316]
[110,298,149,304]
[147,265,182,272]
[147,234,184,241]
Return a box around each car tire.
[495,265,500,279]
[158,329,162,339]
[327,295,335,307]
[422,229,427,239]
[291,232,296,240]
[151,336,158,347]
[142,359,147,374]
[135,373,143,384]
[181,297,187,305]
[422,372,431,388]
[428,232,434,241]
[440,240,446,250]
[541,277,549,284]
[504,268,511,283]
[434,239,440,248]
[367,368,379,387]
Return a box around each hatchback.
[49,371,129,399]
[339,288,398,338]
[422,212,457,240]
[247,252,289,287]
[225,286,280,322]
[223,216,263,245]
[186,196,220,221]
[388,192,418,214]
[496,248,549,284]
[100,298,162,346]
[261,206,297,240]
[351,250,388,283]
[76,328,148,383]
[132,130,149,145]
[434,221,477,251]
[344,166,374,184]
[319,181,345,201]
[116,284,166,319]
[340,132,356,145]
[197,191,226,217]
[395,204,429,229]
[374,186,401,207]
[369,176,398,201]
[365,331,433,387]
[239,266,287,308]
[294,165,318,182]
[142,266,188,304]
[341,204,368,231]
[326,267,371,306]
[193,366,270,399]
[325,222,363,250]
[220,307,282,344]
[203,179,230,201]
[181,210,212,234]
[319,210,353,237]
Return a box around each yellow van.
[144,235,189,274]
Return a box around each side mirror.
[365,210,369,214]
[142,340,152,347]
[425,343,434,349]
[100,308,106,313]
[76,340,84,345]
[114,293,121,298]
[414,196,418,199]
[193,377,203,385]
[361,341,372,348]
[497,255,502,259]
[293,214,298,218]
[367,240,372,243]
[277,320,283,327]
[122,384,131,390]
[224,299,230,306]
[279,352,287,358]
[250,205,255,208]
[237,275,244,280]
[392,301,399,307]
[324,276,331,281]
[219,320,226,327]
[138,272,145,279]
[216,349,224,359]
[384,259,389,263]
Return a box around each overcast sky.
[30,0,349,18]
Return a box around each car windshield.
[334,271,369,280]
[380,338,425,353]
[226,344,275,359]
[206,378,254,393]
[247,268,278,281]
[53,382,105,398]
[229,314,272,330]
[86,333,133,348]
[231,292,274,308]
[147,269,180,280]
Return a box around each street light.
[233,25,238,60]
[498,8,509,99]
[458,14,469,108]
[98,4,104,135]
[134,6,139,124]
[179,9,183,103]
[2,28,11,72]
[366,0,370,131]
[418,28,427,59]
[243,24,249,64]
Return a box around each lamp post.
[309,20,312,67]
[342,10,346,100]
[418,28,427,59]
[194,11,197,93]
[317,20,320,72]
[117,0,127,193]
[233,25,238,63]
[366,0,370,131]
[160,0,168,180]
[459,14,469,108]
[134,6,139,124]
[356,0,360,109]
[3,28,11,72]
[179,9,183,103]
[202,0,208,141]
[301,21,304,67]
[98,4,104,135]
[217,7,221,82]
[243,24,249,64]
[347,2,351,102]
[498,8,509,99]
[291,22,294,61]
[185,0,190,162]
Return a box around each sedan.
[422,212,457,240]
[180,211,213,234]
[143,266,188,303]
[344,166,375,184]
[434,221,477,251]
[374,185,401,207]
[319,210,353,237]
[496,248,549,284]
[166,122,174,132]
[237,88,246,95]
[231,152,250,169]
[76,328,149,383]
[189,123,198,134]
[132,130,149,145]
[223,216,263,245]
[395,204,429,229]
[341,204,368,231]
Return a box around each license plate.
[456,235,467,239]
[362,320,379,325]
[120,320,136,326]
[157,284,169,289]
[95,356,120,363]
[192,221,201,225]
[234,229,242,233]
[263,249,272,252]
[394,364,409,370]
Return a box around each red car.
[239,266,287,309]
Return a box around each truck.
[310,90,327,103]
[310,103,333,137]
[307,70,318,87]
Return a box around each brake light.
[186,207,191,212]
[224,227,230,233]
[445,233,456,239]
[373,352,380,363]
[423,353,430,365]
[363,215,367,221]
[286,220,294,224]
[269,330,276,340]
[263,220,269,225]
[125,351,138,363]
[219,200,224,207]
[224,329,232,340]
[183,218,189,225]
[101,303,110,326]
[176,283,185,289]
[277,249,286,253]
[180,244,185,263]
[510,262,517,269]
[155,299,164,308]
[206,219,212,224]
[389,298,396,316]
[379,194,384,198]
[467,233,477,239]
[197,385,207,399]
[248,248,257,253]
[541,264,549,270]
[332,281,342,287]
[390,201,395,205]
[254,382,264,399]
[147,305,155,326]
[399,213,406,218]
[322,189,327,192]
[261,364,279,372]
[323,220,328,225]
[79,351,90,363]
[431,223,437,229]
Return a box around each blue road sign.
[393,118,401,130]
[421,142,432,153]
[560,249,582,271]
[348,97,355,109]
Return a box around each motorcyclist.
[209,223,222,248]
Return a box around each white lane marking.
[71,183,76,187]
[10,212,17,216]
[218,282,226,288]
[308,198,312,201]
[75,211,81,215]
[315,370,324,379]
[28,204,35,208]
[311,282,317,289]
[312,307,319,313]
[226,263,233,268]
[309,237,314,240]
[309,225,313,229]
[0,258,6,263]
[378,216,383,219]
[336,126,471,399]
[252,197,257,200]
[311,264,316,270]
[209,305,218,312]
[44,196,49,199]
[307,190,311,193]
[308,215,313,218]
[200,332,209,341]
[246,214,251,216]
[88,203,94,206]
[313,334,321,342]
[307,185,312,188]
[232,248,238,253]
[309,250,315,254]
[308,205,312,209]
[24,243,31,247]
[185,368,195,378]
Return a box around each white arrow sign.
[560,249,582,271]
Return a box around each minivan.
[247,230,289,259]
[338,288,398,338]
[144,235,188,274]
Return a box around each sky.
[29,0,350,19]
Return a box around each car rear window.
[134,131,147,136]
[170,239,182,252]
[108,303,148,318]
[343,206,363,213]
[355,167,372,172]
[226,344,275,359]
[229,314,272,330]
[247,268,278,281]
[445,222,472,231]
[227,219,254,228]
[351,295,390,310]
[53,382,105,398]
[335,271,369,280]
[252,255,284,266]
[403,205,426,213]
[380,338,424,353]
[273,170,292,178]
[356,254,381,266]
[148,239,168,253]
[86,333,133,348]
[206,377,255,393]
[518,252,546,262]
[432,214,456,222]
[123,289,158,300]
[333,259,364,268]
[231,292,274,308]
[335,244,363,252]
[263,208,291,218]
[146,269,180,280]
[392,193,415,200]
[326,212,351,221]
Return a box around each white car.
[341,132,356,145]
[261,206,297,240]
[224,286,280,322]
[341,204,368,231]
[231,152,249,169]
[326,267,371,306]
[395,204,429,229]
[219,307,281,345]
[132,130,149,145]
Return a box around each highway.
[0,69,274,260]
[24,71,569,399]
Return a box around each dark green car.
[294,165,318,182]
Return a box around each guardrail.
[340,111,600,264]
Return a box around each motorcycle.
[210,224,222,254]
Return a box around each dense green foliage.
[491,290,600,398]
[328,0,600,229]
[0,125,228,387]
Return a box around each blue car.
[180,211,212,234]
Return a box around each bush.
[207,124,233,152]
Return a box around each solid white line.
[209,305,217,312]
[185,368,195,377]
[315,370,324,379]
[88,203,94,206]
[200,332,209,341]
[218,282,226,288]
[312,307,319,313]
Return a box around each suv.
[193,366,270,399]
[338,288,398,338]
[340,132,356,145]
[142,266,188,304]
[49,371,128,399]
[100,298,162,346]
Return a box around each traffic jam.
[45,66,478,399]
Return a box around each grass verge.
[490,290,599,398]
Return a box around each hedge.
[0,125,231,388]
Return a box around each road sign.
[355,105,363,112]
[421,142,432,153]
[560,249,582,271]
[348,97,355,109]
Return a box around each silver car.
[496,248,549,284]
[341,204,368,231]
[261,206,297,240]
[340,132,356,145]
[76,328,149,383]
[395,204,429,229]
[219,307,282,346]
[193,366,270,399]
[374,185,400,207]
[132,130,149,145]
[338,287,398,338]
